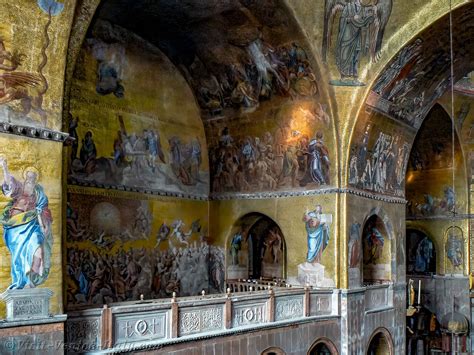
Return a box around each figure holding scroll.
[303,205,331,263]
[0,157,53,289]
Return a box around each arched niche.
[444,226,464,275]
[405,104,465,219]
[406,229,436,275]
[308,338,339,355]
[362,215,391,285]
[226,213,286,281]
[261,347,286,355]
[366,328,394,355]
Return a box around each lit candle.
[418,280,421,305]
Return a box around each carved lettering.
[233,303,266,327]
[13,299,43,317]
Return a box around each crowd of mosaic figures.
[69,116,204,188]
[67,243,225,305]
[210,122,331,193]
[349,128,410,197]
[192,40,318,115]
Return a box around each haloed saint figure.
[303,205,331,263]
[0,157,53,289]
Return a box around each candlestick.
[418,280,421,305]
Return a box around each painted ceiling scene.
[94,0,324,119]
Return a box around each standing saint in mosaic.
[291,205,334,287]
[303,205,331,263]
[0,158,53,289]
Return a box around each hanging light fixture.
[440,2,469,353]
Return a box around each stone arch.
[307,337,339,355]
[366,327,394,355]
[346,3,474,195]
[226,212,286,282]
[444,226,465,275]
[361,210,393,285]
[405,103,468,219]
[261,346,286,355]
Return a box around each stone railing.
[226,279,288,293]
[364,283,393,312]
[66,287,339,353]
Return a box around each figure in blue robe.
[230,232,243,265]
[415,237,433,273]
[303,205,330,263]
[0,158,53,290]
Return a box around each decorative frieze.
[0,122,70,143]
[68,178,209,200]
[179,306,223,336]
[210,187,407,204]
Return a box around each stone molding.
[66,183,407,203]
[210,187,407,204]
[0,122,71,143]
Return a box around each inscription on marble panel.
[275,296,304,321]
[309,294,332,316]
[232,302,266,327]
[114,312,168,344]
[179,306,223,336]
[13,299,43,318]
[1,288,52,321]
[66,318,101,348]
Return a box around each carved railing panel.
[113,310,169,346]
[179,305,224,336]
[65,287,368,352]
[232,300,268,327]
[364,284,391,311]
[275,294,304,321]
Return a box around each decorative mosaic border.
[68,178,209,201]
[0,122,71,143]
[210,187,407,204]
[67,182,407,204]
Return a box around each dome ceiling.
[92,0,322,121]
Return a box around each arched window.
[261,347,286,355]
[308,338,338,355]
[366,329,393,355]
